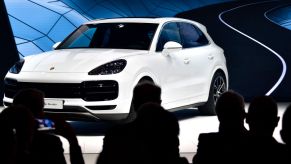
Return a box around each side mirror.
[162,41,182,56]
[52,42,61,50]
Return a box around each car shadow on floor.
[173,108,201,121]
[68,120,116,136]
[69,108,203,136]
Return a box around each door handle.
[208,55,214,60]
[184,58,190,64]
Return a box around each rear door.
[178,22,213,100]
[155,22,193,107]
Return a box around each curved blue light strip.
[218,1,287,96]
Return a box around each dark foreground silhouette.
[0,88,84,164]
[280,104,291,163]
[193,91,247,164]
[97,82,188,164]
[245,96,286,164]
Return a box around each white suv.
[4,17,228,120]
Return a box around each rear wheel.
[198,72,227,115]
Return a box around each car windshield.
[58,23,158,50]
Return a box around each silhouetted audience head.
[215,90,246,132]
[132,82,161,112]
[13,88,45,118]
[0,105,35,164]
[247,96,279,137]
[281,105,291,145]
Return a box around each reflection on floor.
[60,103,289,164]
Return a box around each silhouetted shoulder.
[194,132,247,164]
[198,132,233,144]
[244,136,287,164]
[102,123,136,146]
[281,105,291,163]
[97,123,140,164]
[199,132,220,139]
[193,133,221,164]
[197,133,223,148]
[245,96,283,164]
[31,132,66,164]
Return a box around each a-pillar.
[0,0,19,105]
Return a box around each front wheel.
[198,72,227,115]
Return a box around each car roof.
[85,17,193,25]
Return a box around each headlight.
[9,59,25,74]
[88,59,127,75]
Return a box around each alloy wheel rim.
[213,76,226,103]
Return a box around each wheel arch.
[133,71,160,86]
[198,68,228,115]
[215,69,227,85]
[137,76,154,83]
[210,67,228,90]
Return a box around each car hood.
[22,49,148,73]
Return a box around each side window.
[156,22,181,52]
[179,22,209,48]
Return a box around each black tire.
[198,72,227,115]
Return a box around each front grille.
[4,78,118,101]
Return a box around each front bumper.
[3,72,134,120]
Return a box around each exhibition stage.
[1,0,291,163]
[56,103,289,164]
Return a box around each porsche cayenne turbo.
[4,17,228,120]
